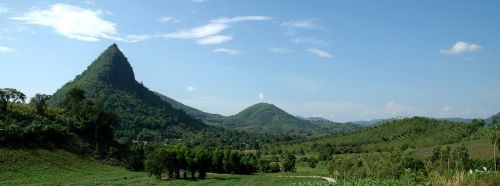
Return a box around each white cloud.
[10,4,146,42]
[308,48,332,58]
[84,0,96,5]
[213,48,239,55]
[164,22,228,39]
[188,0,208,3]
[268,47,291,54]
[441,106,453,113]
[291,36,327,46]
[440,41,482,55]
[163,16,270,45]
[159,16,179,23]
[384,101,405,116]
[196,35,232,45]
[211,16,271,24]
[258,93,264,100]
[186,86,196,92]
[0,5,11,14]
[281,19,317,29]
[0,46,13,52]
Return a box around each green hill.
[286,117,474,153]
[486,112,500,125]
[222,103,360,137]
[48,44,207,142]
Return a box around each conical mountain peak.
[81,44,136,88]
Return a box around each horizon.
[1,1,499,122]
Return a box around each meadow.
[0,148,335,186]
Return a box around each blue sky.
[0,0,499,122]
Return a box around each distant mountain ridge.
[220,103,361,136]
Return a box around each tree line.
[144,144,297,180]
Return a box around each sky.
[0,0,499,122]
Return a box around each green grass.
[0,149,332,186]
[0,148,162,185]
[414,139,496,159]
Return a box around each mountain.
[351,119,388,126]
[486,112,500,125]
[297,116,331,122]
[155,92,225,124]
[48,44,207,142]
[439,118,473,123]
[222,103,360,136]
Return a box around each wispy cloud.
[258,93,264,100]
[291,36,327,46]
[440,41,481,55]
[441,106,453,113]
[268,47,292,54]
[0,5,11,14]
[158,16,179,23]
[84,0,96,5]
[196,35,232,45]
[188,0,208,3]
[281,19,317,29]
[213,48,239,55]
[186,85,196,92]
[163,22,228,39]
[0,46,13,52]
[308,48,332,58]
[211,16,271,24]
[10,4,147,42]
[163,16,270,45]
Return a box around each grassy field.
[414,139,496,159]
[0,148,333,186]
[4,148,493,185]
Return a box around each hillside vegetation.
[48,44,207,142]
[221,103,361,137]
[281,117,476,155]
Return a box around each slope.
[486,112,500,125]
[222,103,360,136]
[285,117,473,153]
[155,92,226,124]
[48,44,207,142]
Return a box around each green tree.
[282,153,296,172]
[63,87,86,114]
[30,93,51,114]
[454,143,469,171]
[0,88,26,112]
[491,132,500,171]
[194,146,211,179]
[211,148,224,173]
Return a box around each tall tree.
[282,153,296,172]
[0,88,26,112]
[492,132,500,171]
[30,93,51,114]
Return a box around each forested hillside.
[279,117,479,155]
[221,103,361,137]
[48,44,208,142]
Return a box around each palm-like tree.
[491,131,500,171]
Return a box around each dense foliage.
[144,144,296,180]
[0,88,122,159]
[48,44,207,143]
[279,117,474,156]
[219,103,361,137]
